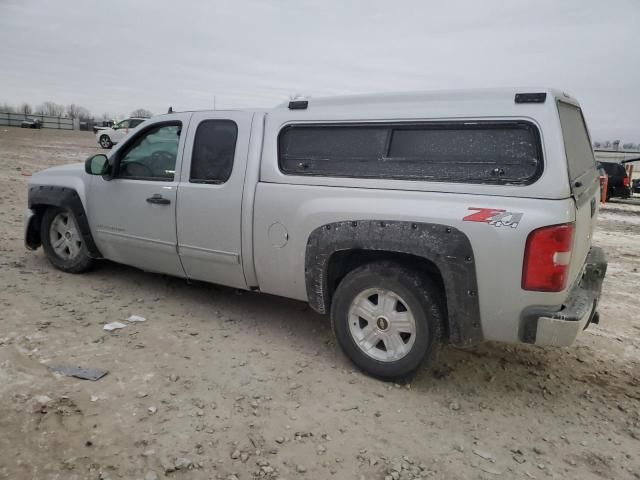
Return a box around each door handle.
[146,194,171,205]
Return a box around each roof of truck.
[274,87,577,110]
[156,87,577,118]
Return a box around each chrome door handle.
[146,194,171,205]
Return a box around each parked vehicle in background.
[96,117,147,149]
[25,88,607,379]
[597,161,631,200]
[632,178,640,194]
[93,120,114,134]
[21,118,42,129]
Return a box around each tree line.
[0,101,153,121]
[593,140,640,151]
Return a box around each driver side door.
[87,114,191,276]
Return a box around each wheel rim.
[49,212,82,260]
[100,136,109,147]
[348,288,417,362]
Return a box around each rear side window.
[278,122,543,184]
[190,120,238,184]
[557,102,596,180]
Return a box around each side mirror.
[85,154,109,176]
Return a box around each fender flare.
[305,220,483,346]
[27,185,101,257]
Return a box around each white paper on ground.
[127,315,146,322]
[103,322,127,331]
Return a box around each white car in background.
[96,117,147,149]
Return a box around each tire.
[331,261,443,380]
[99,134,112,149]
[40,207,94,273]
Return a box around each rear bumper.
[521,246,607,346]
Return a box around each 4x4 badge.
[463,208,523,229]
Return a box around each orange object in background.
[599,172,608,204]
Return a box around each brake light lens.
[623,176,630,187]
[522,223,575,292]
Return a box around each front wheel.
[99,134,112,149]
[331,261,443,380]
[41,208,94,273]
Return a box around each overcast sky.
[1,0,638,140]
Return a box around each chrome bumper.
[521,246,607,346]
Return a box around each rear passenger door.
[176,111,253,288]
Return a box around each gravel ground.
[0,127,639,480]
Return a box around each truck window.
[557,102,596,180]
[278,121,542,184]
[117,123,180,181]
[190,120,238,184]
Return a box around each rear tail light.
[522,223,575,292]
[623,176,630,187]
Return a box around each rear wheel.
[99,134,112,149]
[331,261,443,380]
[41,208,94,273]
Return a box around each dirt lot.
[0,127,639,480]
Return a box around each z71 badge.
[463,208,523,229]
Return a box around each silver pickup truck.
[25,88,607,379]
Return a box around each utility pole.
[213,96,216,111]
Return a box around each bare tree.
[130,108,153,118]
[0,102,14,113]
[66,104,81,119]
[67,104,91,121]
[38,101,65,117]
[67,104,78,119]
[78,107,91,121]
[19,103,33,116]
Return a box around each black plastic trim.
[288,100,308,110]
[515,93,547,104]
[305,220,483,346]
[27,185,101,258]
